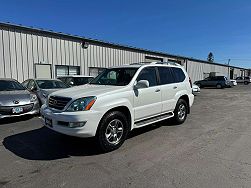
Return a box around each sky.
[1,0,251,68]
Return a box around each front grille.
[0,104,34,115]
[48,96,72,110]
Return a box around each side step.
[135,112,174,127]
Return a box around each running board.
[134,112,174,128]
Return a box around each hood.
[49,84,125,100]
[0,90,31,106]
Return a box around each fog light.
[68,122,86,128]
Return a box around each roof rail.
[151,61,182,66]
[129,62,148,65]
[129,61,182,66]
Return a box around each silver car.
[0,78,40,119]
[22,79,68,105]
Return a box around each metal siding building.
[0,22,249,83]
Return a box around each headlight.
[66,96,96,112]
[30,94,37,102]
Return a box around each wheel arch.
[99,106,132,131]
[178,95,190,114]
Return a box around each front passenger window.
[137,67,157,87]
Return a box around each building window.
[56,66,80,77]
[168,59,184,66]
[89,67,106,77]
[145,56,163,62]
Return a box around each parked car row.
[192,76,251,92]
[0,75,94,119]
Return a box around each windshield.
[0,80,26,91]
[37,80,68,89]
[90,68,138,86]
[58,77,94,86]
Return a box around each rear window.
[172,67,185,82]
[158,67,175,85]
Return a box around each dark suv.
[194,76,231,89]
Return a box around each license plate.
[45,118,52,127]
[12,107,23,114]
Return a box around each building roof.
[0,22,248,70]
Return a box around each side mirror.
[134,80,149,89]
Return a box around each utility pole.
[227,59,231,78]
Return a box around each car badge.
[13,100,20,104]
[53,100,57,105]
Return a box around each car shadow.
[3,120,176,160]
[3,126,100,160]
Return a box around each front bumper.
[40,105,103,138]
[0,102,40,119]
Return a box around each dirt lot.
[0,85,251,188]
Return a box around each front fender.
[92,94,134,130]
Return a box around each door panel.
[133,67,161,121]
[158,67,177,112]
[134,86,162,121]
[161,83,177,112]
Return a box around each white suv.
[41,62,194,151]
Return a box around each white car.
[192,84,200,94]
[230,79,237,86]
[41,62,194,152]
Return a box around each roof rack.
[151,61,182,66]
[129,62,148,65]
[129,61,182,66]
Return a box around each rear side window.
[172,67,186,82]
[158,67,175,85]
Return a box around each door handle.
[155,89,161,92]
[173,86,177,89]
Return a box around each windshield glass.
[90,68,138,86]
[0,80,26,91]
[37,80,68,89]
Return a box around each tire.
[244,81,248,85]
[96,111,129,152]
[172,99,188,125]
[216,84,222,89]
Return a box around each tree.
[207,52,214,63]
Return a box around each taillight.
[189,77,192,88]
